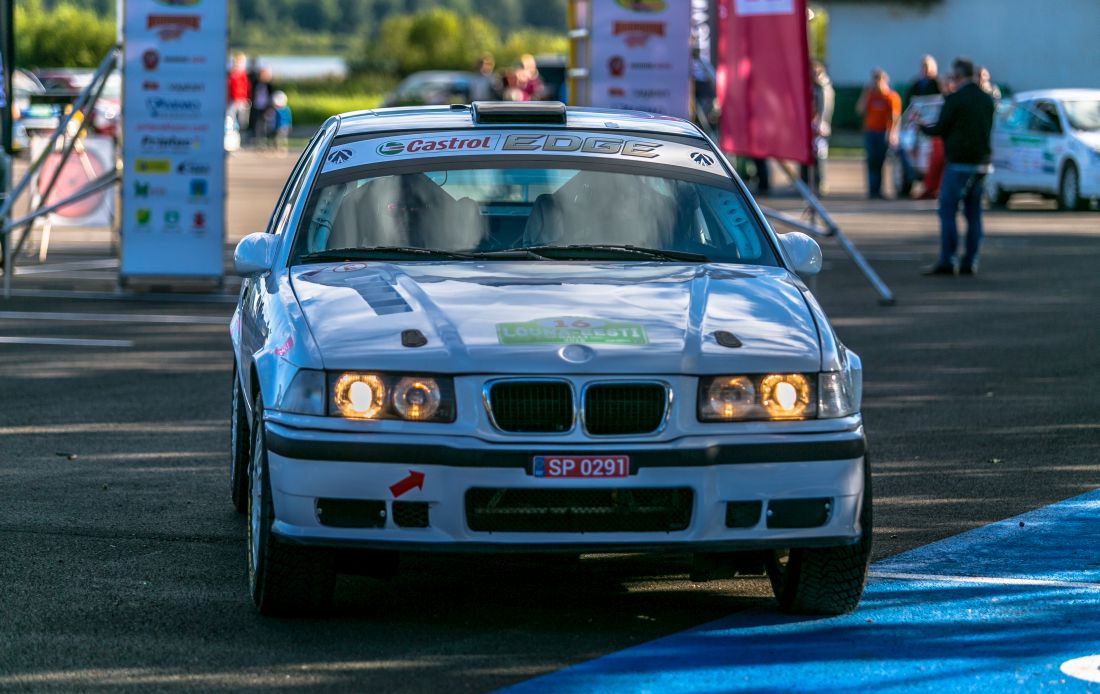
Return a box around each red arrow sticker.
[389,470,425,498]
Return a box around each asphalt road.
[0,153,1098,691]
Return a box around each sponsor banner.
[716,0,812,162]
[121,0,226,279]
[320,130,727,178]
[588,0,692,118]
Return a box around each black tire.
[766,458,873,615]
[229,365,250,514]
[248,394,336,616]
[1058,163,1087,211]
[989,184,1011,209]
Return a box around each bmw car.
[230,101,870,616]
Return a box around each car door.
[990,101,1030,190]
[1023,99,1064,193]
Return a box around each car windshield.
[1063,100,1100,131]
[293,163,778,266]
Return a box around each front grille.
[465,488,693,533]
[584,383,668,435]
[488,380,573,432]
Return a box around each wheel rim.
[247,425,263,590]
[1064,168,1079,208]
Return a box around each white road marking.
[13,259,119,275]
[0,310,228,325]
[1,288,238,304]
[869,570,1100,590]
[0,336,133,348]
[1061,655,1100,683]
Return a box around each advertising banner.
[120,0,225,280]
[716,0,812,163]
[588,0,692,119]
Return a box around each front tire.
[989,183,1011,209]
[766,459,873,615]
[229,365,250,514]
[248,394,336,616]
[1058,163,1086,211]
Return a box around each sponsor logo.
[734,0,795,16]
[176,160,211,175]
[136,123,209,133]
[189,178,208,198]
[690,151,714,167]
[136,208,151,225]
[163,55,207,65]
[164,210,180,227]
[608,87,626,97]
[616,0,667,11]
[155,0,200,5]
[142,49,160,70]
[167,82,205,93]
[377,135,498,156]
[613,21,665,47]
[609,56,626,77]
[146,14,201,41]
[327,148,353,164]
[134,158,171,174]
[145,96,202,119]
[502,134,662,159]
[141,134,198,152]
[142,80,160,91]
[134,182,149,197]
[192,211,206,230]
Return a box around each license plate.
[532,455,630,478]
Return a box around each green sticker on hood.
[497,317,648,345]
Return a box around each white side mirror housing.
[233,232,278,276]
[778,232,823,276]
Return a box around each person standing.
[978,66,1002,101]
[249,67,277,147]
[801,60,835,195]
[908,55,942,101]
[919,57,995,276]
[226,52,251,134]
[856,68,901,199]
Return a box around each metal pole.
[777,160,895,305]
[2,169,119,234]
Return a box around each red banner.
[716,0,812,163]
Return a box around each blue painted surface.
[504,489,1100,693]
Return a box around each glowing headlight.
[334,373,387,419]
[392,377,441,421]
[760,374,812,419]
[702,376,756,420]
[330,372,456,422]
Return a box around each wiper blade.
[466,248,551,260]
[300,246,475,262]
[511,244,709,262]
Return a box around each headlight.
[277,369,326,416]
[331,372,455,422]
[698,373,817,421]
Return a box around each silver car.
[230,102,870,617]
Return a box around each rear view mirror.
[233,232,278,276]
[778,232,822,276]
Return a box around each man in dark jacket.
[919,57,995,275]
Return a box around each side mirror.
[233,232,278,276]
[778,232,822,276]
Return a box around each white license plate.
[532,455,631,478]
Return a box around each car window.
[1002,103,1028,131]
[266,134,324,235]
[1027,101,1063,134]
[293,163,776,266]
[1063,99,1100,132]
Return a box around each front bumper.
[265,422,867,552]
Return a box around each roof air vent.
[471,101,567,125]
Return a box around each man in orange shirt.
[856,68,902,199]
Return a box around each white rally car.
[229,102,870,616]
[987,89,1100,210]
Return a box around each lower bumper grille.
[465,487,693,533]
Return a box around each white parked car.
[987,89,1100,210]
[229,101,869,616]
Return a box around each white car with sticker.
[230,101,870,616]
[987,89,1100,210]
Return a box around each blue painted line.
[502,489,1100,693]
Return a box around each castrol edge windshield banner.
[716,0,813,163]
[588,0,692,119]
[120,0,226,280]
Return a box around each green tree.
[366,8,500,75]
[15,0,116,68]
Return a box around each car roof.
[332,103,705,139]
[1012,89,1100,102]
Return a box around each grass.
[284,92,385,125]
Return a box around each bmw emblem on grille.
[327,148,353,165]
[690,151,714,167]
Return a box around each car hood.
[291,262,822,374]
